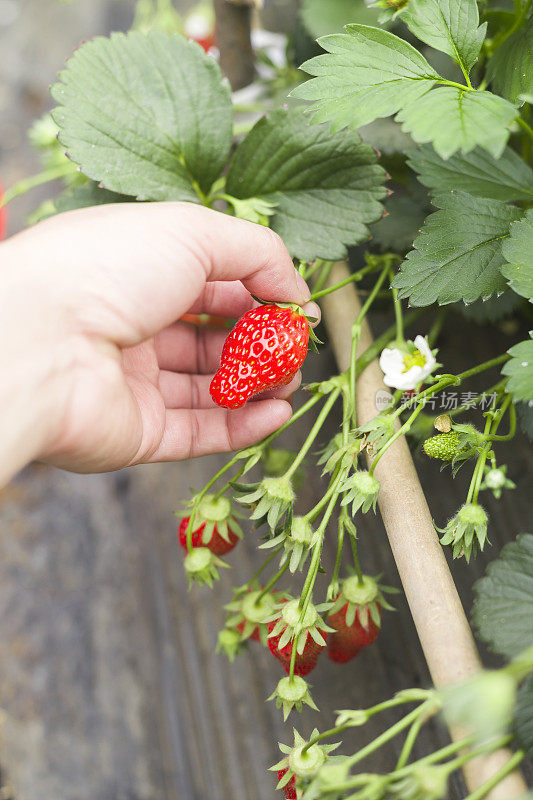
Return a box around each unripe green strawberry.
[422,432,459,461]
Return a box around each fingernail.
[302,301,321,324]
[294,269,311,302]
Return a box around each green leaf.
[487,18,533,104]
[473,533,533,658]
[51,31,232,202]
[300,0,380,37]
[517,401,533,441]
[225,107,386,261]
[397,87,516,159]
[392,191,521,306]
[402,0,486,73]
[54,182,130,213]
[514,675,533,759]
[502,334,533,403]
[409,144,533,202]
[502,210,533,300]
[291,25,440,131]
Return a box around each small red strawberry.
[277,769,296,800]
[177,494,242,556]
[210,304,311,409]
[327,574,394,664]
[0,179,7,241]
[327,605,380,663]
[267,599,331,677]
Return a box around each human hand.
[0,202,317,482]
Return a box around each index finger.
[181,204,310,304]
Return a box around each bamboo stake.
[320,261,527,799]
[213,0,255,90]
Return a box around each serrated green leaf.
[52,31,232,202]
[473,533,533,658]
[514,675,533,759]
[54,181,130,214]
[502,210,533,300]
[403,0,485,73]
[300,0,380,37]
[502,334,533,402]
[225,107,386,260]
[359,117,415,155]
[392,191,521,306]
[409,144,533,202]
[397,87,516,159]
[487,18,533,105]
[291,25,440,131]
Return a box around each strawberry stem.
[283,388,341,481]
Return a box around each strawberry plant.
[3,0,533,796]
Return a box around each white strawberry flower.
[379,335,437,391]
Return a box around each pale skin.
[0,202,319,487]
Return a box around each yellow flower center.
[402,349,426,372]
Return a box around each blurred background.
[0,2,531,799]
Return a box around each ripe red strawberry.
[210,304,310,409]
[277,769,297,800]
[178,516,239,556]
[0,179,7,241]
[326,574,389,664]
[177,494,242,556]
[267,599,329,677]
[327,604,380,663]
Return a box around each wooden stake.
[321,261,527,799]
[213,0,255,90]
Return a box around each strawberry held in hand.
[210,303,313,409]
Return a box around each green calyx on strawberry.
[423,424,484,471]
[224,587,279,645]
[340,470,381,515]
[437,503,489,562]
[389,764,449,800]
[267,598,333,676]
[317,432,362,477]
[479,464,515,499]
[327,574,396,664]
[259,516,318,574]
[183,546,228,588]
[234,476,294,532]
[357,414,395,455]
[210,301,318,410]
[271,729,340,796]
[177,494,243,556]
[268,675,318,721]
[215,628,244,662]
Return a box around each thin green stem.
[309,263,379,302]
[456,353,510,382]
[463,750,525,800]
[468,411,494,504]
[355,266,391,324]
[391,286,404,343]
[305,468,342,522]
[395,714,425,769]
[311,260,334,295]
[487,395,515,441]
[428,309,447,347]
[283,388,340,481]
[255,561,289,604]
[349,529,364,584]
[370,399,426,476]
[437,78,473,92]
[346,703,433,768]
[329,518,345,595]
[0,163,74,208]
